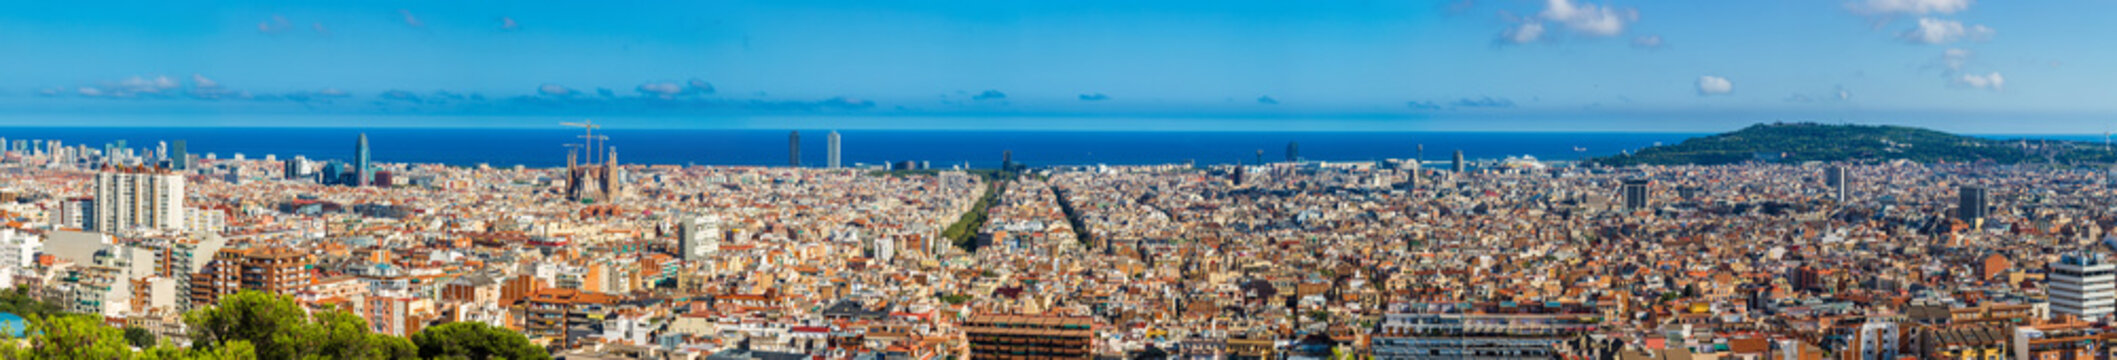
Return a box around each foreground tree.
[0,286,61,318]
[2,314,134,359]
[410,322,551,360]
[185,291,414,360]
[0,314,253,360]
[124,326,158,348]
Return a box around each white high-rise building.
[2050,252,2116,320]
[186,206,227,235]
[675,215,722,262]
[827,130,842,168]
[0,229,42,287]
[91,166,185,234]
[55,197,93,230]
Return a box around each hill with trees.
[1589,122,2117,166]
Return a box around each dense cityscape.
[0,122,2113,360]
[7,0,2117,358]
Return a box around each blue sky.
[0,0,2110,133]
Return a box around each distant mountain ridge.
[1589,122,2114,166]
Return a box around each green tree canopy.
[409,322,551,360]
[124,326,157,348]
[0,286,61,318]
[2,314,136,359]
[185,291,414,360]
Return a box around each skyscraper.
[92,165,185,233]
[1622,179,1650,210]
[826,130,842,168]
[353,133,372,187]
[1407,159,1422,189]
[1002,150,1013,170]
[2051,252,2116,320]
[788,131,801,167]
[1825,166,1848,201]
[320,162,345,185]
[170,140,187,170]
[1452,150,1466,173]
[1958,185,1988,222]
[1286,142,1300,162]
[284,156,308,180]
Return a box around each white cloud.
[1539,0,1633,36]
[192,74,219,88]
[637,82,685,97]
[1785,85,1852,103]
[1852,0,1972,15]
[1499,22,1545,44]
[1631,35,1663,49]
[1898,18,1991,44]
[538,84,575,96]
[1942,48,1971,70]
[1953,72,2003,90]
[1697,76,1733,95]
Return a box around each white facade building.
[91,166,185,234]
[676,215,722,262]
[2050,252,2117,320]
[0,229,41,287]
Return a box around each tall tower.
[827,131,842,168]
[1002,150,1013,170]
[353,133,371,187]
[1407,158,1422,190]
[284,156,306,180]
[1452,150,1466,173]
[1286,142,1300,162]
[92,165,185,233]
[1826,166,1848,201]
[602,146,620,200]
[1623,179,1650,210]
[788,131,802,167]
[170,140,187,170]
[1958,185,1988,223]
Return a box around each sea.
[0,127,2094,168]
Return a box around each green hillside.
[1590,122,2115,166]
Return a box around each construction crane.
[577,135,609,163]
[562,120,602,163]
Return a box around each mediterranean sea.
[0,127,2089,168]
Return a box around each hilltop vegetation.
[1590,122,2117,166]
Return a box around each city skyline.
[0,1,2112,132]
[10,2,2117,360]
